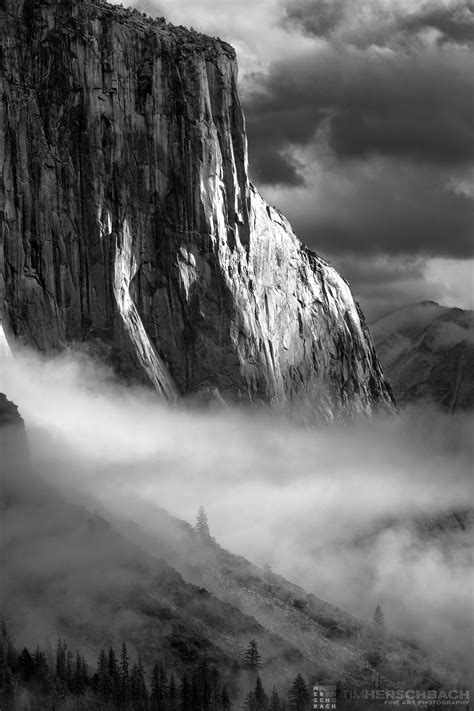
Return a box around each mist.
[1,346,472,673]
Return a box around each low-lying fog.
[1,347,472,670]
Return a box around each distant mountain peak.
[371,302,474,410]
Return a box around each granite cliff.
[0,0,395,416]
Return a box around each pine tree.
[32,646,48,679]
[254,675,268,710]
[374,604,385,631]
[65,648,74,689]
[1,665,15,701]
[55,638,72,687]
[180,673,192,711]
[191,671,200,710]
[271,686,281,711]
[243,691,256,711]
[73,651,86,696]
[195,505,211,537]
[288,673,309,711]
[55,639,65,681]
[243,640,262,670]
[168,673,179,711]
[18,647,35,682]
[222,683,232,710]
[97,649,107,678]
[151,661,165,708]
[130,660,148,708]
[196,660,211,711]
[210,666,221,709]
[107,646,118,678]
[119,641,130,703]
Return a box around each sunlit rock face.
[0,0,395,417]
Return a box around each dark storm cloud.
[245,102,324,185]
[271,159,474,259]
[250,140,305,186]
[244,41,474,181]
[400,4,474,44]
[334,254,425,287]
[328,254,428,320]
[283,0,346,38]
[283,0,474,46]
[243,0,474,260]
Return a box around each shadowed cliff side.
[0,0,395,418]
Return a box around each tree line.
[0,623,315,710]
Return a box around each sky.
[109,0,473,319]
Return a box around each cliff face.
[0,0,395,416]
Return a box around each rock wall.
[0,0,395,417]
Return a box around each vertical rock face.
[0,0,395,416]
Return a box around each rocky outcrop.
[0,392,24,430]
[0,0,395,417]
[370,301,474,410]
[0,393,29,507]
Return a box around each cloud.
[325,255,474,321]
[244,36,473,177]
[242,1,474,269]
[283,0,474,45]
[1,347,473,672]
[258,157,474,259]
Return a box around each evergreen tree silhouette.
[243,639,262,670]
[72,651,86,695]
[271,686,281,711]
[18,648,35,682]
[151,661,167,708]
[180,672,192,711]
[119,641,130,704]
[130,659,148,708]
[374,604,385,631]
[195,505,211,537]
[168,673,179,711]
[289,673,309,711]
[254,675,268,710]
[243,690,256,710]
[222,683,232,710]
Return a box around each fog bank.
[1,347,472,669]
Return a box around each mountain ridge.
[370,301,474,410]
